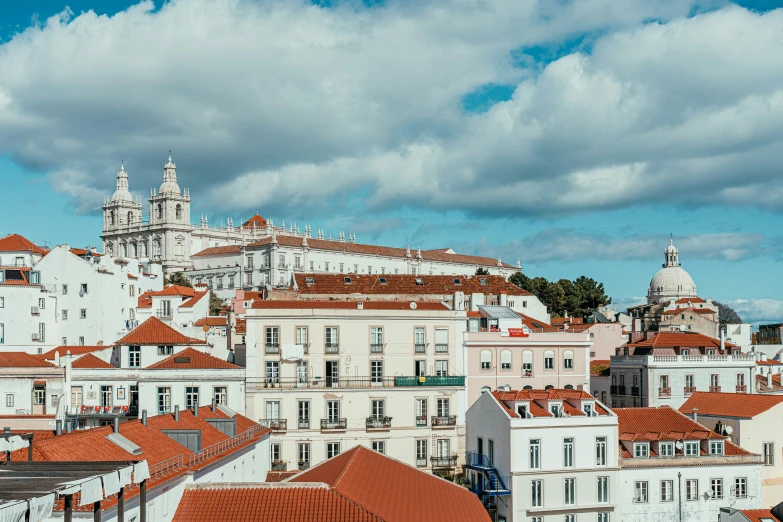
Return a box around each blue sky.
[2,0,783,324]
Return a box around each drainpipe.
[678,472,683,522]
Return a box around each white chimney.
[356,302,364,310]
[768,372,773,389]
[720,330,725,352]
[453,292,465,311]
[498,293,507,307]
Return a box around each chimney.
[720,330,725,352]
[141,410,148,426]
[762,353,768,361]
[3,427,10,435]
[768,372,773,389]
[65,422,72,434]
[498,293,507,307]
[174,405,180,422]
[193,405,198,418]
[113,417,120,433]
[691,408,698,423]
[453,291,464,311]
[212,399,217,413]
[356,302,364,310]
[55,420,62,436]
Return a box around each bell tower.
[101,162,142,257]
[148,152,192,267]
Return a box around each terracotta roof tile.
[676,297,706,304]
[251,300,450,311]
[679,392,783,418]
[264,471,300,482]
[191,245,242,257]
[173,485,384,522]
[290,446,490,522]
[234,318,247,335]
[590,360,611,376]
[293,274,528,297]
[180,290,209,308]
[518,313,553,330]
[740,509,781,522]
[626,331,737,350]
[146,347,241,370]
[756,359,782,365]
[115,317,206,345]
[194,317,227,327]
[39,345,111,359]
[71,353,115,369]
[0,352,56,368]
[242,214,268,229]
[661,307,716,316]
[0,233,48,255]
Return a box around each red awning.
[33,379,46,385]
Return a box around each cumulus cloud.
[725,298,783,324]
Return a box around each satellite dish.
[705,490,713,499]
[724,425,734,436]
[675,441,684,449]
[410,302,417,309]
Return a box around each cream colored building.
[243,300,467,474]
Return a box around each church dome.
[159,153,181,195]
[647,238,697,304]
[111,163,133,203]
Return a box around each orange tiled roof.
[590,360,611,376]
[264,471,300,482]
[740,510,781,522]
[39,345,110,359]
[191,245,242,257]
[146,347,241,370]
[290,446,490,522]
[115,317,206,345]
[180,290,209,308]
[0,233,48,255]
[0,352,56,368]
[137,285,198,308]
[492,389,599,418]
[71,353,115,369]
[242,214,268,228]
[756,359,782,365]
[626,331,737,350]
[676,297,706,304]
[679,392,783,418]
[173,485,384,522]
[194,317,227,327]
[70,247,103,257]
[661,307,716,316]
[251,300,450,311]
[518,313,553,330]
[293,273,529,297]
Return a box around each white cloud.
[725,298,783,324]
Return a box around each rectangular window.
[5,394,13,407]
[371,399,385,417]
[565,516,575,522]
[598,514,609,522]
[435,360,448,376]
[62,284,68,295]
[711,478,723,499]
[270,443,281,462]
[38,323,45,342]
[265,327,280,352]
[530,439,540,469]
[33,387,45,405]
[711,374,719,387]
[70,387,82,410]
[435,328,448,353]
[370,327,383,353]
[686,479,699,501]
[414,327,426,351]
[78,336,85,346]
[764,442,775,465]
[80,309,87,319]
[325,327,339,351]
[62,309,68,320]
[157,387,171,414]
[129,346,141,367]
[686,374,694,387]
[596,437,607,466]
[685,441,699,457]
[415,398,427,427]
[296,327,308,351]
[563,438,574,467]
[735,477,747,498]
[436,398,450,417]
[38,298,45,309]
[0,323,3,344]
[544,353,554,369]
[416,439,428,467]
[298,443,310,465]
[326,442,340,459]
[324,262,329,271]
[213,386,227,405]
[265,401,280,420]
[372,441,385,454]
[185,387,199,410]
[597,476,609,504]
[660,442,674,457]
[709,440,724,455]
[414,360,426,376]
[266,361,280,384]
[634,443,649,458]
[564,478,575,505]
[661,480,673,502]
[80,283,88,294]
[634,481,648,503]
[531,479,543,507]
[297,360,308,384]
[298,401,310,426]
[370,360,385,383]
[326,400,340,421]
[157,345,173,356]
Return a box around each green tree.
[510,273,612,319]
[475,267,490,276]
[209,291,225,316]
[166,271,193,288]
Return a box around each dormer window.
[517,404,528,418]
[551,404,562,418]
[660,442,674,457]
[415,278,424,285]
[709,440,724,455]
[344,277,352,284]
[453,278,461,285]
[634,443,650,458]
[305,277,314,284]
[378,277,387,284]
[583,403,594,416]
[682,349,689,356]
[684,441,699,456]
[479,278,488,286]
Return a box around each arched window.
[129,242,137,258]
[127,211,133,225]
[523,385,533,390]
[157,203,163,220]
[480,386,491,394]
[501,350,512,370]
[544,384,554,390]
[564,384,574,390]
[480,350,491,370]
[564,349,574,370]
[522,350,533,376]
[544,350,555,370]
[153,239,162,258]
[106,243,114,256]
[119,243,126,258]
[176,204,182,220]
[110,210,115,226]
[175,237,185,259]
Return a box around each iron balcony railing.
[415,344,426,353]
[156,310,172,319]
[658,387,671,397]
[710,385,722,392]
[631,386,641,396]
[247,376,465,390]
[366,415,392,429]
[265,344,280,354]
[435,344,448,353]
[393,376,465,387]
[298,461,310,471]
[370,344,383,353]
[321,418,347,430]
[431,415,456,427]
[684,386,696,396]
[416,457,428,468]
[736,385,748,393]
[259,419,287,432]
[298,418,310,429]
[416,415,427,427]
[430,455,458,468]
[271,461,287,471]
[325,344,339,354]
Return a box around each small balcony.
[365,415,392,430]
[321,418,347,431]
[325,344,339,354]
[370,344,383,354]
[522,368,533,378]
[435,343,448,354]
[431,415,456,428]
[736,385,748,393]
[415,344,426,354]
[260,419,287,432]
[617,386,627,395]
[298,418,310,430]
[658,387,672,397]
[265,344,280,354]
[430,455,458,469]
[298,461,310,471]
[684,386,696,396]
[271,460,287,471]
[156,309,172,320]
[710,386,722,393]
[416,415,427,427]
[631,386,641,396]
[416,457,428,468]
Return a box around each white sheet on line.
[118,465,134,488]
[28,493,55,522]
[133,461,150,482]
[78,477,103,506]
[0,501,27,522]
[7,436,27,452]
[101,471,120,496]
[0,438,10,452]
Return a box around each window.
[501,350,512,370]
[213,387,227,405]
[157,345,173,356]
[296,327,308,351]
[551,404,562,417]
[598,514,609,522]
[436,439,450,458]
[129,346,140,367]
[326,442,340,459]
[597,476,609,503]
[298,401,310,427]
[737,373,745,387]
[270,443,281,462]
[326,400,340,421]
[370,360,384,383]
[370,327,383,353]
[634,481,648,503]
[265,401,280,420]
[416,439,428,467]
[325,327,339,350]
[157,387,171,414]
[710,374,719,387]
[62,309,68,320]
[0,324,4,344]
[531,479,543,507]
[735,477,747,498]
[565,516,575,522]
[78,308,87,319]
[523,351,533,376]
[298,443,310,465]
[564,478,575,505]
[415,398,428,427]
[33,386,45,405]
[634,443,649,458]
[434,328,448,353]
[185,387,199,410]
[596,437,607,466]
[5,394,13,407]
[480,350,491,370]
[686,479,699,501]
[661,480,673,502]
[436,398,450,418]
[278,254,285,267]
[38,323,45,342]
[38,298,45,309]
[297,360,308,384]
[62,284,68,295]
[372,441,385,454]
[660,442,674,457]
[265,327,280,351]
[709,440,724,455]
[563,349,574,369]
[266,361,280,384]
[371,399,385,417]
[530,439,540,469]
[563,438,574,467]
[414,327,425,352]
[685,441,699,457]
[324,262,329,271]
[70,387,82,410]
[78,336,85,346]
[711,478,723,499]
[435,360,448,376]
[544,350,554,369]
[764,442,775,465]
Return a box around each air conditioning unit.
[31,306,40,315]
[31,333,40,341]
